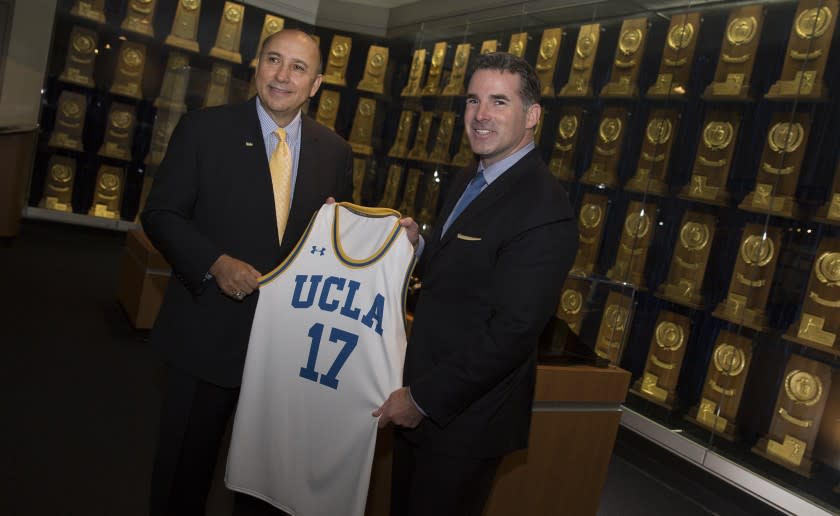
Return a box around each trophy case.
[22,1,840,513]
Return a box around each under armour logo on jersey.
[310,246,326,256]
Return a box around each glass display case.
[23,0,840,513]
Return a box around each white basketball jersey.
[225,202,415,516]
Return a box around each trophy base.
[655,285,704,310]
[782,322,839,356]
[165,35,200,53]
[738,192,799,219]
[752,438,814,478]
[629,382,676,411]
[677,182,730,207]
[540,85,555,98]
[684,409,737,441]
[813,195,840,225]
[557,84,593,98]
[98,147,131,161]
[58,73,95,89]
[39,196,73,213]
[625,177,668,197]
[89,204,120,220]
[579,168,618,189]
[70,4,105,23]
[48,135,84,153]
[357,81,385,95]
[765,77,827,103]
[441,85,465,97]
[322,75,347,87]
[387,149,408,160]
[428,153,451,165]
[121,20,155,38]
[400,88,421,98]
[407,150,428,162]
[209,47,242,64]
[701,83,752,102]
[599,82,638,99]
[250,57,259,69]
[350,143,373,156]
[421,87,440,96]
[110,84,143,100]
[712,302,768,332]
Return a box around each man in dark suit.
[141,29,352,515]
[375,52,578,516]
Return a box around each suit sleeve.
[140,113,224,294]
[411,211,578,427]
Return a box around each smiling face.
[464,69,540,167]
[255,30,323,127]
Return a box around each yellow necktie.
[269,127,293,244]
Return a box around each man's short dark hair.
[467,52,541,107]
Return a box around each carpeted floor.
[0,219,784,516]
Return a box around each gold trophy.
[815,160,840,225]
[110,41,146,100]
[356,45,389,94]
[535,28,562,97]
[783,237,840,354]
[166,0,202,53]
[548,108,583,181]
[685,330,752,439]
[387,110,415,159]
[323,35,352,87]
[739,112,811,219]
[679,110,741,206]
[154,52,190,113]
[579,107,627,188]
[407,112,434,161]
[766,0,838,101]
[348,98,376,155]
[39,156,77,212]
[703,5,765,100]
[417,172,441,229]
[98,102,136,161]
[555,276,590,335]
[441,43,471,96]
[753,355,832,476]
[655,212,717,309]
[250,15,284,68]
[352,157,368,205]
[606,201,657,289]
[450,130,473,168]
[647,12,701,97]
[601,18,648,98]
[315,90,340,131]
[59,26,98,88]
[121,0,158,37]
[401,49,426,97]
[48,91,87,152]
[428,112,456,164]
[421,42,448,96]
[712,223,782,331]
[558,24,600,97]
[397,168,422,218]
[378,164,403,209]
[507,32,528,58]
[204,63,232,107]
[70,0,106,23]
[594,290,635,365]
[480,40,498,54]
[569,193,609,278]
[89,165,125,219]
[630,311,692,409]
[209,1,245,64]
[624,109,680,196]
[145,109,184,166]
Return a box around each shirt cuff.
[407,386,427,417]
[414,235,425,258]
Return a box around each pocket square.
[456,233,482,241]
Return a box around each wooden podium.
[365,364,631,516]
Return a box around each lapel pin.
[245,141,254,147]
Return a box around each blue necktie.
[442,170,486,236]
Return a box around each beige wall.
[0,0,56,128]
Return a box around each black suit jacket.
[141,99,352,387]
[402,148,577,458]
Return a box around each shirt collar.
[256,97,302,146]
[478,141,535,185]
